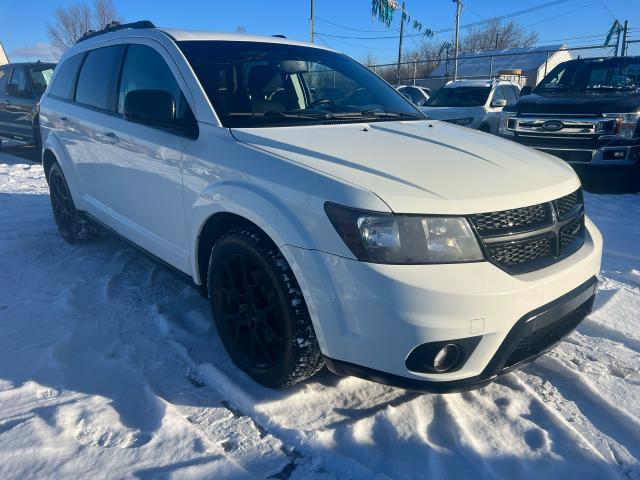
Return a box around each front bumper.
[282,218,602,390]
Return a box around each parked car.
[397,85,431,106]
[499,56,640,192]
[421,79,520,133]
[0,61,56,149]
[39,21,602,392]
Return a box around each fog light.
[433,344,460,372]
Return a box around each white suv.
[39,21,602,392]
[421,79,520,133]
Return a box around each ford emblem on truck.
[542,120,564,132]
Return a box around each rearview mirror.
[491,98,507,108]
[520,86,532,96]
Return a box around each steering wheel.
[308,98,335,108]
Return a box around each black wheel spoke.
[214,252,285,370]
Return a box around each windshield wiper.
[359,110,423,119]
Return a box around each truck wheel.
[48,162,99,243]
[208,227,324,388]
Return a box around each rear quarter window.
[49,54,84,100]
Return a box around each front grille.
[468,188,585,274]
[469,203,551,236]
[503,299,592,369]
[487,236,552,266]
[554,189,583,219]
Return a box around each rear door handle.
[97,131,119,144]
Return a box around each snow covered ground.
[0,148,639,480]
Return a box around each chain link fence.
[367,40,640,89]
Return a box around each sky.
[0,0,638,63]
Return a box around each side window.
[118,44,187,117]
[491,86,506,106]
[8,67,30,96]
[75,45,123,110]
[29,65,55,94]
[0,67,10,93]
[49,54,84,100]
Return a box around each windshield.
[424,86,490,107]
[177,41,423,128]
[536,58,640,93]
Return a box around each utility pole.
[310,0,315,43]
[453,0,463,81]
[621,20,628,56]
[396,1,406,86]
[614,25,621,56]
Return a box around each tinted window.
[75,45,123,110]
[0,67,10,93]
[28,64,56,94]
[118,44,187,117]
[178,40,421,128]
[425,86,490,107]
[505,86,518,104]
[491,86,507,105]
[400,86,424,104]
[8,67,29,96]
[49,54,84,100]
[537,58,640,93]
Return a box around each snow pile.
[0,155,639,479]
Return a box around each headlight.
[446,117,474,126]
[499,111,516,136]
[325,203,484,264]
[602,113,640,139]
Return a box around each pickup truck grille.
[468,188,585,274]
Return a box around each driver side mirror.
[520,86,532,96]
[491,98,507,108]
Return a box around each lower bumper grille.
[545,149,593,163]
[503,298,592,369]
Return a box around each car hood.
[419,106,484,120]
[231,120,579,214]
[514,91,640,114]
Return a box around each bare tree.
[47,0,122,53]
[461,19,538,52]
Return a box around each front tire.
[48,162,98,243]
[208,227,324,388]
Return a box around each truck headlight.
[446,117,474,126]
[325,203,484,264]
[603,113,640,139]
[499,111,516,136]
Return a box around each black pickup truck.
[499,56,640,192]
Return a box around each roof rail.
[76,20,156,44]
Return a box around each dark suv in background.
[499,56,640,192]
[0,61,56,149]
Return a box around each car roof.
[161,28,334,51]
[1,62,56,67]
[443,79,518,88]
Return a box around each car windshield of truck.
[536,58,640,93]
[424,86,490,107]
[29,64,56,94]
[177,40,423,127]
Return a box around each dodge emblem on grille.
[542,120,564,132]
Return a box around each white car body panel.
[38,27,602,389]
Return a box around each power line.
[315,0,575,41]
[315,16,396,33]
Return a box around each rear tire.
[48,162,99,244]
[208,227,324,388]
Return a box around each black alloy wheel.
[208,228,324,388]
